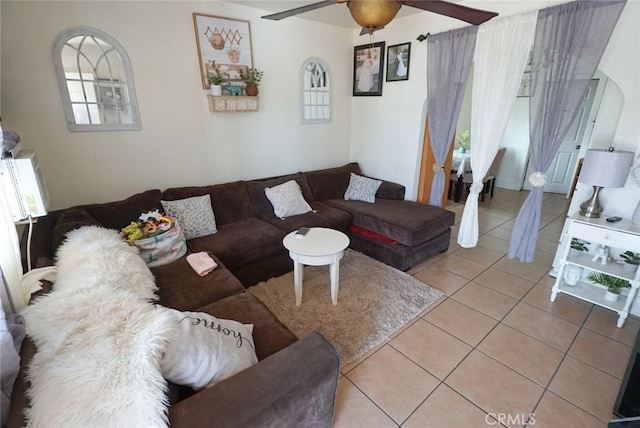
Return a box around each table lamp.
[578,148,634,218]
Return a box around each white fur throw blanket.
[21,227,176,427]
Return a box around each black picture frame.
[386,42,411,82]
[353,42,385,96]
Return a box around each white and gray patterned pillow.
[264,180,312,219]
[344,173,382,203]
[161,195,217,240]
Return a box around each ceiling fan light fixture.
[347,0,401,34]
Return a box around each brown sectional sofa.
[9,162,454,427]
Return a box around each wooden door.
[417,117,454,207]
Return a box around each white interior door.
[523,79,599,193]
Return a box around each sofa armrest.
[376,179,405,200]
[168,331,340,428]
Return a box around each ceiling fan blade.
[262,0,337,21]
[401,0,498,25]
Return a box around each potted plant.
[456,130,470,153]
[207,71,227,96]
[586,271,631,302]
[239,67,263,96]
[620,251,640,273]
[569,238,589,257]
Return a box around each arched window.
[299,58,331,123]
[52,27,141,131]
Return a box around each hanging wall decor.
[386,42,410,82]
[193,13,253,89]
[352,42,385,96]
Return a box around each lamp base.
[579,186,604,218]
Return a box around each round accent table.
[282,227,350,306]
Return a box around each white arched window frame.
[299,57,332,124]
[52,27,141,131]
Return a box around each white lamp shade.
[579,149,634,188]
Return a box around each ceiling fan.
[262,0,499,35]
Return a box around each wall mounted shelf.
[207,95,259,112]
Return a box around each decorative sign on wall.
[193,13,254,89]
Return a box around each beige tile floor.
[333,189,639,428]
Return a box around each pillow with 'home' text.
[160,308,257,390]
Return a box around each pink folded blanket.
[186,252,218,276]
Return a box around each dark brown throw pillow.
[51,208,102,253]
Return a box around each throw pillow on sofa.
[161,195,217,240]
[344,173,382,203]
[51,208,102,252]
[160,309,258,390]
[264,179,312,219]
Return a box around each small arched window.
[52,27,141,131]
[299,57,331,124]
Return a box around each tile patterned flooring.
[333,189,639,428]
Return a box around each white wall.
[349,0,640,200]
[1,1,354,210]
[1,0,639,212]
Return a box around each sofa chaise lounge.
[8,162,454,427]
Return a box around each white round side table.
[282,227,350,306]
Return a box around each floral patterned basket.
[128,217,187,267]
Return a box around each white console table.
[551,214,640,328]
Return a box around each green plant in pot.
[586,271,631,302]
[620,251,640,272]
[208,71,227,86]
[239,67,263,96]
[570,238,589,256]
[207,70,228,96]
[456,130,470,153]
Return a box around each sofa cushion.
[262,201,351,234]
[344,173,382,203]
[51,208,102,252]
[264,180,312,219]
[161,195,217,239]
[83,189,164,230]
[186,218,286,271]
[195,293,297,361]
[326,199,455,247]
[305,163,361,201]
[161,308,258,390]
[163,181,253,226]
[151,252,244,311]
[247,173,315,219]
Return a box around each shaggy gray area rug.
[249,250,444,366]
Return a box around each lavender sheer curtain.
[508,0,626,262]
[427,26,478,206]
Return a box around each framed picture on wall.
[96,80,127,112]
[386,42,410,82]
[353,41,385,96]
[517,72,531,97]
[193,13,253,89]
